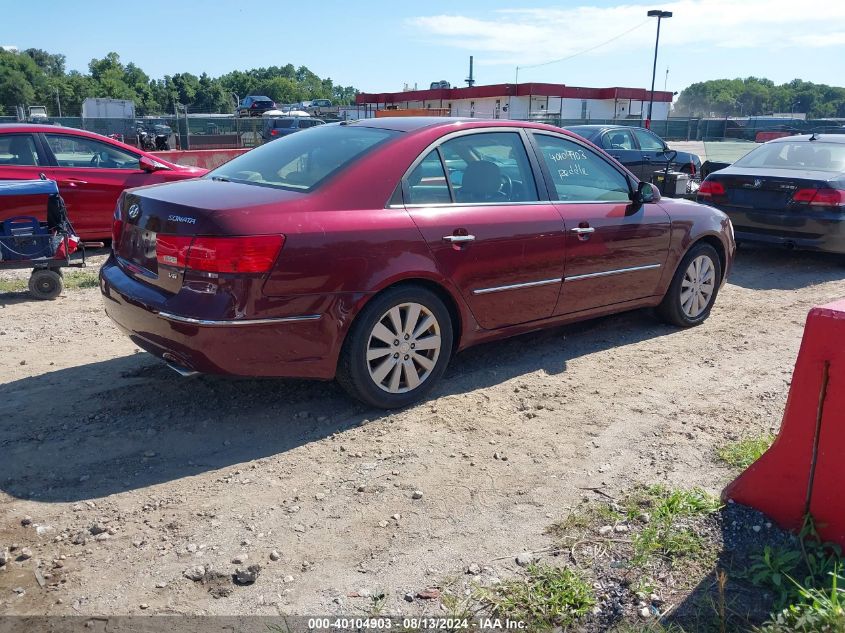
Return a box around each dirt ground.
[1,245,844,619]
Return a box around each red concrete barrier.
[723,299,845,546]
[755,131,794,143]
[150,148,251,170]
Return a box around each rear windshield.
[272,119,296,129]
[734,141,845,172]
[208,124,400,191]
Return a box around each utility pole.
[646,9,673,129]
[54,87,62,118]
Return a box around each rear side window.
[438,132,539,203]
[274,119,295,129]
[0,134,42,166]
[632,128,665,151]
[534,134,631,202]
[210,124,399,191]
[406,150,451,204]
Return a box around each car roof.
[348,116,572,134]
[766,134,845,144]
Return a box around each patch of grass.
[717,434,775,469]
[627,486,722,567]
[0,270,98,294]
[477,564,595,630]
[0,278,27,293]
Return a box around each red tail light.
[270,129,279,136]
[688,161,696,177]
[792,188,845,207]
[156,235,285,273]
[112,218,124,251]
[698,180,726,197]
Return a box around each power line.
[517,19,652,75]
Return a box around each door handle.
[570,227,595,235]
[643,157,652,162]
[443,234,476,243]
[59,178,88,187]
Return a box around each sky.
[4,0,845,97]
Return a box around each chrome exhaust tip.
[165,361,199,377]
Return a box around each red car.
[0,124,206,239]
[101,118,735,408]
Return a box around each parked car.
[697,134,845,254]
[236,96,276,117]
[0,124,206,239]
[564,125,702,181]
[261,117,325,142]
[311,99,332,108]
[101,118,734,408]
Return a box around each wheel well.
[694,236,727,280]
[365,279,463,351]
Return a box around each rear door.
[0,133,53,220]
[632,128,671,179]
[599,128,644,178]
[40,132,150,239]
[403,130,567,330]
[529,131,671,314]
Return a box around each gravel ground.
[0,244,843,618]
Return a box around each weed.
[717,434,775,469]
[0,270,98,294]
[477,564,595,630]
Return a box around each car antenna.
[809,130,819,141]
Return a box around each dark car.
[697,134,845,254]
[565,125,702,181]
[261,117,325,142]
[236,96,276,117]
[101,118,734,408]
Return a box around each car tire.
[656,243,722,327]
[336,285,453,409]
[28,269,63,300]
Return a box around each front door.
[632,127,672,178]
[529,132,671,315]
[404,130,566,330]
[0,133,52,220]
[40,132,148,239]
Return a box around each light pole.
[646,9,672,130]
[791,101,799,119]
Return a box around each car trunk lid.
[114,179,302,294]
[707,168,836,212]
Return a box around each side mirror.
[633,180,660,204]
[139,155,166,173]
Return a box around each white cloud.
[408,0,845,67]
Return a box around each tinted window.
[406,150,450,204]
[0,134,42,166]
[210,124,399,191]
[273,119,295,129]
[534,134,631,202]
[632,128,666,151]
[733,141,845,172]
[439,132,538,203]
[45,134,140,169]
[602,129,635,150]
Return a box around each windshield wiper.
[211,175,230,182]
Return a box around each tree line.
[0,48,359,117]
[674,77,845,119]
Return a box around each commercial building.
[355,82,674,121]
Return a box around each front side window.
[534,134,631,202]
[632,128,666,151]
[438,132,538,203]
[45,134,140,169]
[210,124,399,191]
[0,134,42,166]
[602,129,635,150]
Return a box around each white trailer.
[81,98,136,120]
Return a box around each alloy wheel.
[680,255,716,319]
[366,302,442,393]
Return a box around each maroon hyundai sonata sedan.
[101,118,735,408]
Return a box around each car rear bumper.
[718,207,845,254]
[99,257,341,379]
